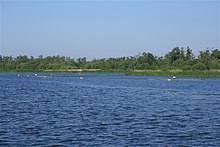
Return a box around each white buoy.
[17,74,20,78]
[167,78,171,81]
[27,75,30,77]
[34,73,37,76]
[80,77,83,80]
[173,76,176,79]
[43,76,46,78]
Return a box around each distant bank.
[1,47,220,77]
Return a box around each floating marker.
[27,75,30,77]
[80,77,83,80]
[34,74,37,76]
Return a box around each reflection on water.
[1,73,220,146]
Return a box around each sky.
[0,0,220,59]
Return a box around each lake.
[1,72,220,146]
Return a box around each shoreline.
[125,70,220,78]
[1,69,220,78]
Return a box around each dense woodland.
[1,47,220,71]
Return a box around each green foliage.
[0,47,220,72]
[192,62,208,70]
[211,49,220,59]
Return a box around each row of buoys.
[17,73,84,80]
[17,73,47,78]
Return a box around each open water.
[0,72,220,146]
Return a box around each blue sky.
[0,0,219,59]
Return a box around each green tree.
[198,49,211,69]
[165,47,181,64]
[211,49,220,59]
[185,46,194,60]
[77,57,87,68]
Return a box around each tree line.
[0,47,220,71]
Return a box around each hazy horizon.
[1,0,220,60]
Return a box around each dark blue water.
[1,72,220,146]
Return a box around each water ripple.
[0,73,220,146]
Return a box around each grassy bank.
[125,70,220,78]
[0,69,45,72]
[0,69,119,73]
[44,69,122,73]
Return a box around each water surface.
[1,72,220,146]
